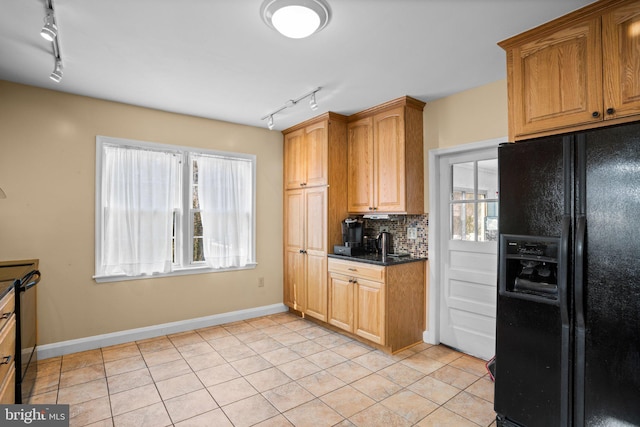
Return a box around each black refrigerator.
[494,122,640,427]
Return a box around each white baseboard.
[37,303,289,360]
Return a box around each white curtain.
[196,154,253,269]
[100,145,180,276]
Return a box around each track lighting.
[40,1,64,83]
[309,92,318,111]
[261,87,321,129]
[50,60,63,82]
[40,10,57,41]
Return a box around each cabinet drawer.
[0,291,15,332]
[328,259,384,282]
[0,362,15,404]
[0,317,16,385]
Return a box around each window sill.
[93,263,257,283]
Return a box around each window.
[450,159,498,242]
[95,136,256,282]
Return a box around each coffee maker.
[333,218,364,256]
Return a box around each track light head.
[50,60,63,83]
[41,11,57,41]
[309,92,318,111]
[267,115,275,130]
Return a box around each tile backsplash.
[362,214,429,258]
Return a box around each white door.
[438,147,498,360]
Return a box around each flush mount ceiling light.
[261,0,330,39]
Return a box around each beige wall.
[423,78,509,210]
[0,80,284,345]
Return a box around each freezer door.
[578,123,640,426]
[495,136,572,427]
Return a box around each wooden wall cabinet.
[284,119,330,189]
[283,113,348,321]
[327,258,425,353]
[347,96,425,214]
[0,290,15,404]
[500,0,640,141]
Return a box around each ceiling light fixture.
[40,0,64,83]
[261,0,331,39]
[40,9,57,41]
[261,87,321,130]
[50,59,63,82]
[309,92,318,111]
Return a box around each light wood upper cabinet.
[284,120,329,189]
[347,96,425,214]
[500,0,640,141]
[347,117,374,213]
[602,2,640,120]
[374,107,406,213]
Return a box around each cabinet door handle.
[348,268,357,271]
[348,279,353,283]
[368,207,373,211]
[0,312,10,320]
[0,355,11,365]
[592,111,600,118]
[606,108,615,115]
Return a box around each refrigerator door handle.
[559,215,571,328]
[575,215,586,329]
[574,214,587,426]
[559,214,571,427]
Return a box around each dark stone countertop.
[328,252,427,266]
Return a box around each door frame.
[425,137,506,344]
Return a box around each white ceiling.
[0,0,595,131]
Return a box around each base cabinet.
[328,258,425,353]
[0,290,15,404]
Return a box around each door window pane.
[450,158,498,242]
[452,203,476,241]
[452,162,474,200]
[478,159,498,199]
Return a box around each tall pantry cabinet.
[283,113,348,321]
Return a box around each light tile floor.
[28,312,497,426]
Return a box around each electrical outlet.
[380,226,389,233]
[407,227,418,239]
[258,277,265,287]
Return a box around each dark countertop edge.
[328,253,428,266]
[0,259,39,300]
